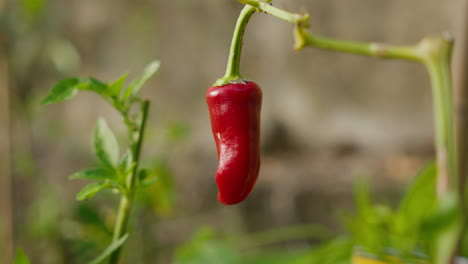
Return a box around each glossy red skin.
[206,81,262,205]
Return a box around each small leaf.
[88,234,129,264]
[88,77,109,94]
[13,248,31,264]
[93,118,120,168]
[353,177,373,218]
[139,168,150,181]
[119,150,134,173]
[139,177,158,189]
[117,151,135,183]
[76,182,108,201]
[73,77,111,97]
[122,60,160,99]
[137,168,156,189]
[295,237,353,264]
[344,177,387,253]
[69,168,115,181]
[76,204,112,236]
[109,73,128,97]
[394,162,436,246]
[41,77,80,104]
[75,82,91,90]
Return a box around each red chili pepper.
[206,81,262,205]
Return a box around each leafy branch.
[42,61,160,264]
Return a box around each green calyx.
[213,76,250,87]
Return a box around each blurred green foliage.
[173,163,466,264]
[19,0,45,26]
[174,225,352,264]
[344,163,462,263]
[13,248,31,264]
[140,158,177,216]
[344,164,438,260]
[175,227,240,264]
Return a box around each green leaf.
[139,177,158,189]
[123,60,160,99]
[352,177,374,221]
[75,82,91,90]
[117,151,135,184]
[88,234,129,264]
[119,150,134,173]
[139,168,150,181]
[296,237,353,264]
[396,163,436,224]
[41,77,80,104]
[76,182,108,201]
[88,77,109,94]
[76,204,112,236]
[69,168,115,181]
[137,169,157,189]
[109,73,128,97]
[394,162,437,250]
[93,118,120,168]
[13,248,31,264]
[422,192,462,264]
[344,178,388,254]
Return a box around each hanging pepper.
[206,81,262,205]
[207,5,263,205]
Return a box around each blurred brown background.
[0,0,465,263]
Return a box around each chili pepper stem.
[214,5,255,86]
[108,100,150,264]
[214,1,271,86]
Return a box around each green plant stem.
[240,0,307,25]
[420,37,457,195]
[108,100,150,264]
[299,31,422,61]
[420,38,460,264]
[239,0,422,60]
[213,1,269,86]
[214,5,256,86]
[129,100,150,190]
